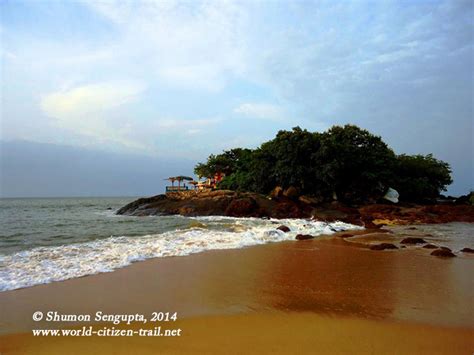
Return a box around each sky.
[0,0,473,197]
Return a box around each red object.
[214,171,224,183]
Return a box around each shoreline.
[1,226,473,353]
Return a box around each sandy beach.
[1,231,473,354]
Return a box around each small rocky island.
[118,125,474,226]
[116,188,474,227]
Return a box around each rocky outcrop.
[277,225,291,233]
[431,249,456,258]
[117,190,316,219]
[283,186,299,199]
[461,247,474,253]
[359,204,474,225]
[370,243,398,250]
[295,234,314,240]
[400,237,427,245]
[269,186,284,199]
[224,197,258,217]
[299,195,323,205]
[117,190,474,224]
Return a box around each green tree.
[252,127,322,194]
[194,125,453,203]
[194,148,252,178]
[312,125,397,202]
[393,154,452,201]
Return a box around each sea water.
[0,197,361,291]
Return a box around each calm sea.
[0,197,361,292]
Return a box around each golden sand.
[1,233,473,354]
[2,313,473,355]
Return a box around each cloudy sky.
[1,0,473,196]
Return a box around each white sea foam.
[0,217,361,291]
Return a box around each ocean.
[0,197,361,292]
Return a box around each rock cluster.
[117,187,474,226]
[117,190,314,219]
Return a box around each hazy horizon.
[1,0,473,197]
[0,134,471,198]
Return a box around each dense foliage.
[194,125,452,203]
[393,154,452,201]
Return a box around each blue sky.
[1,0,473,196]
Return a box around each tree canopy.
[194,125,452,203]
[393,154,452,201]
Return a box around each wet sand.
[1,234,473,354]
[2,313,473,355]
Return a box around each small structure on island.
[196,171,225,191]
[188,180,199,189]
[165,176,193,192]
[165,172,225,193]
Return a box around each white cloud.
[3,0,473,194]
[82,0,250,91]
[40,81,145,148]
[41,82,144,119]
[155,117,222,130]
[234,103,284,121]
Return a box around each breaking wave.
[0,217,361,291]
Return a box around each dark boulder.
[461,247,474,253]
[283,186,299,199]
[299,195,322,205]
[273,201,305,219]
[269,186,284,199]
[400,237,427,245]
[178,206,195,215]
[277,225,291,233]
[295,234,314,241]
[370,243,398,250]
[422,244,438,249]
[361,216,379,229]
[431,249,456,258]
[225,197,257,217]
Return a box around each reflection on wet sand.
[1,234,473,354]
[253,239,397,319]
[1,234,472,334]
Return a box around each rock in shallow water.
[431,249,456,258]
[461,247,474,253]
[422,244,438,249]
[277,225,290,233]
[400,237,427,245]
[370,243,398,251]
[295,234,315,241]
